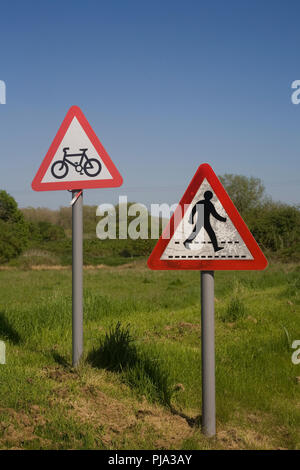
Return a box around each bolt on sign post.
[32,106,123,367]
[147,163,267,437]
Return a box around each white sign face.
[161,179,253,260]
[41,117,113,184]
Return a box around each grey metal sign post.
[201,270,216,437]
[72,190,83,367]
[31,107,123,369]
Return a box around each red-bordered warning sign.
[32,106,123,191]
[148,163,267,270]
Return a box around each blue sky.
[0,0,300,209]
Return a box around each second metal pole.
[201,270,216,437]
[72,190,83,367]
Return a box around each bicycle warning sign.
[32,106,123,191]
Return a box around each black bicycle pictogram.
[51,147,102,179]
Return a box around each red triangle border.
[148,163,268,271]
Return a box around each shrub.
[88,322,173,406]
[29,221,66,242]
[246,203,300,256]
[0,191,29,263]
[221,297,247,322]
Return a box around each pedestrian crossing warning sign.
[147,164,268,270]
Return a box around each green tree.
[246,202,300,254]
[29,221,66,242]
[0,191,29,263]
[219,174,266,214]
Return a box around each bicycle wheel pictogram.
[83,158,102,177]
[51,160,69,179]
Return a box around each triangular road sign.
[148,164,267,270]
[32,106,123,191]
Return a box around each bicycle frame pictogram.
[51,147,102,179]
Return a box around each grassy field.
[0,260,299,450]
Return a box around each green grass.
[0,261,299,449]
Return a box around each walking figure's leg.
[205,224,223,252]
[184,223,202,248]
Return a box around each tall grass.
[88,322,173,406]
[220,297,247,322]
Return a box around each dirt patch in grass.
[32,264,110,271]
[31,265,70,271]
[177,322,200,330]
[138,405,194,449]
[0,263,141,272]
[215,409,292,450]
[0,407,50,449]
[39,366,77,382]
[0,370,293,450]
[63,385,194,449]
[217,426,276,450]
[0,402,284,450]
[70,386,137,446]
[114,260,146,270]
[162,322,200,341]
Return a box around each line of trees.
[220,174,300,258]
[0,174,299,264]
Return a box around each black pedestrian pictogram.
[184,190,227,252]
[51,147,102,179]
